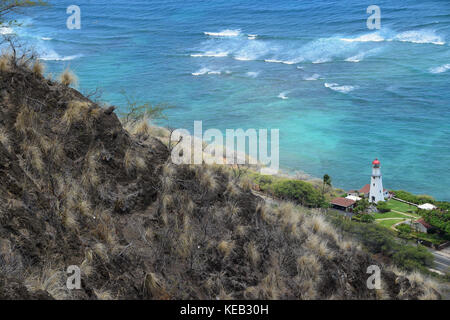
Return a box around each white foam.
[395,30,445,45]
[278,92,289,100]
[340,33,385,43]
[312,58,330,64]
[324,83,356,93]
[234,56,253,61]
[303,74,321,81]
[0,26,14,35]
[192,68,210,76]
[341,30,445,45]
[345,53,364,63]
[246,71,259,78]
[41,37,53,41]
[40,50,83,61]
[192,68,222,76]
[265,59,295,65]
[191,52,228,58]
[204,29,241,37]
[429,64,450,74]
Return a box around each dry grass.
[257,270,283,300]
[128,118,151,139]
[59,69,77,86]
[32,60,45,77]
[0,239,23,278]
[240,176,253,191]
[217,240,235,258]
[306,214,338,242]
[15,107,38,135]
[0,54,12,72]
[225,180,240,198]
[297,254,321,279]
[63,209,78,231]
[80,249,94,278]
[245,241,260,267]
[124,148,147,175]
[256,202,274,224]
[81,150,101,187]
[144,273,168,299]
[24,267,71,300]
[61,101,90,128]
[276,202,301,234]
[197,167,218,191]
[93,242,109,262]
[94,288,114,300]
[20,143,44,173]
[0,127,10,150]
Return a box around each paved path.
[391,210,418,219]
[429,247,450,274]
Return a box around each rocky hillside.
[0,54,441,300]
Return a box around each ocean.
[6,0,450,200]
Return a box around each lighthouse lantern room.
[369,158,385,203]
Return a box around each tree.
[353,198,370,214]
[322,174,332,198]
[0,1,48,26]
[422,209,450,237]
[118,91,174,126]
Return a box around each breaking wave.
[324,83,356,93]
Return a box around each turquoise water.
[8,0,450,200]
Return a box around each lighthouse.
[369,158,385,203]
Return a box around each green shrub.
[272,179,323,208]
[327,211,434,273]
[392,245,434,271]
[353,199,370,214]
[397,224,411,234]
[377,202,391,213]
[360,214,375,223]
[393,190,433,205]
[422,209,450,237]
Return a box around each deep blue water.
[7,0,450,200]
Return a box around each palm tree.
[322,174,332,197]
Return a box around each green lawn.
[385,199,419,216]
[376,218,407,228]
[373,211,409,219]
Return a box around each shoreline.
[144,122,447,202]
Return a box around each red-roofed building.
[415,219,433,233]
[406,218,433,234]
[358,184,390,200]
[347,189,360,197]
[359,184,371,195]
[331,197,356,212]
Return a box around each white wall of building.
[369,166,385,203]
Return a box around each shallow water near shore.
[10,0,450,200]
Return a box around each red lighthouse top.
[372,158,380,166]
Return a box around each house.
[359,184,371,197]
[408,218,433,234]
[331,197,356,212]
[418,203,437,211]
[347,189,360,197]
[346,195,362,202]
[358,184,390,200]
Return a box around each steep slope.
[0,56,441,299]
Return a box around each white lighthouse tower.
[369,158,385,203]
